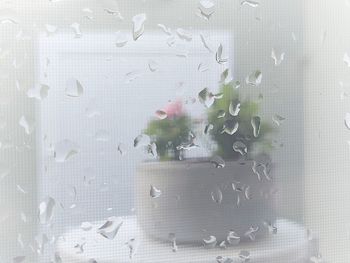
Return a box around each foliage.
[207,84,274,159]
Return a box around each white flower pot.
[135,157,276,244]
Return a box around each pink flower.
[163,99,184,118]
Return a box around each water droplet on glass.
[210,155,225,168]
[244,226,259,241]
[65,78,84,97]
[147,142,158,158]
[264,221,277,234]
[134,134,151,148]
[125,70,142,83]
[95,129,110,142]
[218,240,227,249]
[81,222,93,231]
[85,100,100,118]
[344,53,350,67]
[217,110,226,119]
[176,28,192,41]
[216,43,228,64]
[227,230,240,245]
[19,116,35,135]
[204,123,214,135]
[198,0,216,19]
[117,143,127,156]
[310,254,324,263]
[203,235,217,248]
[241,0,259,8]
[150,185,162,198]
[345,113,350,130]
[211,187,223,204]
[97,216,123,240]
[244,186,252,200]
[233,81,241,89]
[70,23,82,38]
[252,161,269,181]
[132,13,146,41]
[54,139,79,162]
[38,197,56,224]
[157,24,172,35]
[168,233,178,252]
[200,34,213,53]
[251,116,261,137]
[27,84,50,101]
[272,114,285,126]
[238,250,250,262]
[148,59,159,72]
[126,238,138,259]
[155,110,167,120]
[229,100,241,116]
[246,70,262,86]
[198,88,222,108]
[53,252,63,263]
[35,233,49,254]
[104,8,124,20]
[221,119,239,135]
[16,185,27,194]
[271,48,285,66]
[216,256,234,263]
[45,24,57,34]
[115,31,128,47]
[233,141,247,155]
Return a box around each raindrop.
[200,34,213,53]
[53,252,63,263]
[176,28,192,41]
[203,235,217,248]
[117,143,127,156]
[211,187,223,204]
[233,81,241,89]
[344,53,350,67]
[221,119,239,135]
[345,113,350,130]
[246,70,262,86]
[204,123,214,135]
[271,48,285,66]
[65,78,84,97]
[244,186,252,200]
[229,100,241,116]
[217,110,226,118]
[125,70,142,83]
[19,116,35,135]
[45,24,57,34]
[27,84,50,101]
[233,141,247,155]
[16,185,27,194]
[104,8,124,20]
[238,250,250,262]
[134,134,151,148]
[147,142,158,158]
[198,88,222,108]
[95,130,110,142]
[168,233,178,252]
[155,110,167,120]
[219,68,230,84]
[132,13,146,41]
[115,31,128,47]
[310,255,324,263]
[244,226,259,241]
[198,62,209,72]
[198,0,215,19]
[157,24,172,35]
[126,238,138,259]
[216,256,234,263]
[148,59,159,72]
[264,221,277,234]
[54,139,79,163]
[150,185,162,198]
[252,161,269,181]
[70,23,82,38]
[97,216,123,240]
[251,116,261,137]
[219,241,227,249]
[272,114,285,126]
[227,230,240,245]
[210,155,225,168]
[38,197,56,225]
[35,233,49,254]
[81,222,93,231]
[85,100,100,118]
[216,44,228,64]
[241,0,259,8]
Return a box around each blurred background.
[0,0,349,262]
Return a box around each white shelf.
[57,217,318,263]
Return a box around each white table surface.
[57,217,318,263]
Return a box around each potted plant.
[135,86,277,245]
